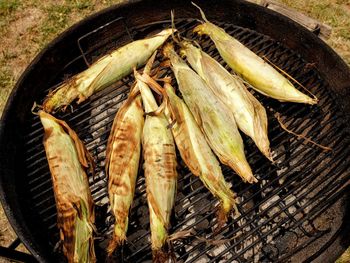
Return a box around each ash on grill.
[22,18,350,263]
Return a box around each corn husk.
[105,85,144,254]
[106,53,159,254]
[163,82,237,223]
[181,42,272,160]
[39,111,95,263]
[135,66,178,261]
[43,29,173,113]
[192,5,317,105]
[163,43,256,184]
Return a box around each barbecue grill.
[1,0,350,262]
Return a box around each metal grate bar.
[31,110,339,222]
[28,100,344,230]
[131,147,347,260]
[177,142,349,262]
[211,168,350,262]
[206,156,350,262]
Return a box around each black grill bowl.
[1,0,350,262]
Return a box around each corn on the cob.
[163,43,256,183]
[181,42,272,160]
[162,81,237,223]
[192,4,317,105]
[43,29,173,113]
[39,110,95,263]
[141,73,238,223]
[105,53,158,254]
[105,85,144,254]
[135,68,178,261]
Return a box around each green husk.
[163,43,256,184]
[164,82,238,223]
[181,42,272,160]
[43,29,173,113]
[39,111,95,263]
[192,3,317,105]
[135,59,178,260]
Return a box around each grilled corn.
[43,29,173,113]
[106,53,159,254]
[181,42,272,160]
[163,43,256,183]
[162,81,237,223]
[39,110,95,263]
[105,85,144,254]
[135,67,178,261]
[192,4,317,105]
[141,73,238,223]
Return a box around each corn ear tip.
[216,205,229,229]
[42,97,66,113]
[310,97,319,105]
[42,99,54,113]
[268,156,275,163]
[214,208,228,234]
[243,174,258,184]
[250,176,258,184]
[217,196,239,227]
[152,249,169,263]
[193,24,204,35]
[107,234,126,256]
[77,94,86,104]
[264,149,274,163]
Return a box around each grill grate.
[22,18,350,262]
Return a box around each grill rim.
[1,0,350,262]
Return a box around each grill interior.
[21,18,350,262]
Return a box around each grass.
[0,0,21,16]
[0,1,21,39]
[278,0,350,65]
[40,1,94,42]
[0,0,349,261]
[0,0,125,113]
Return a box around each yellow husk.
[135,62,178,260]
[181,42,272,160]
[163,43,256,184]
[105,84,144,255]
[39,111,95,263]
[43,29,173,113]
[192,4,317,105]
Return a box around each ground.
[0,0,349,262]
